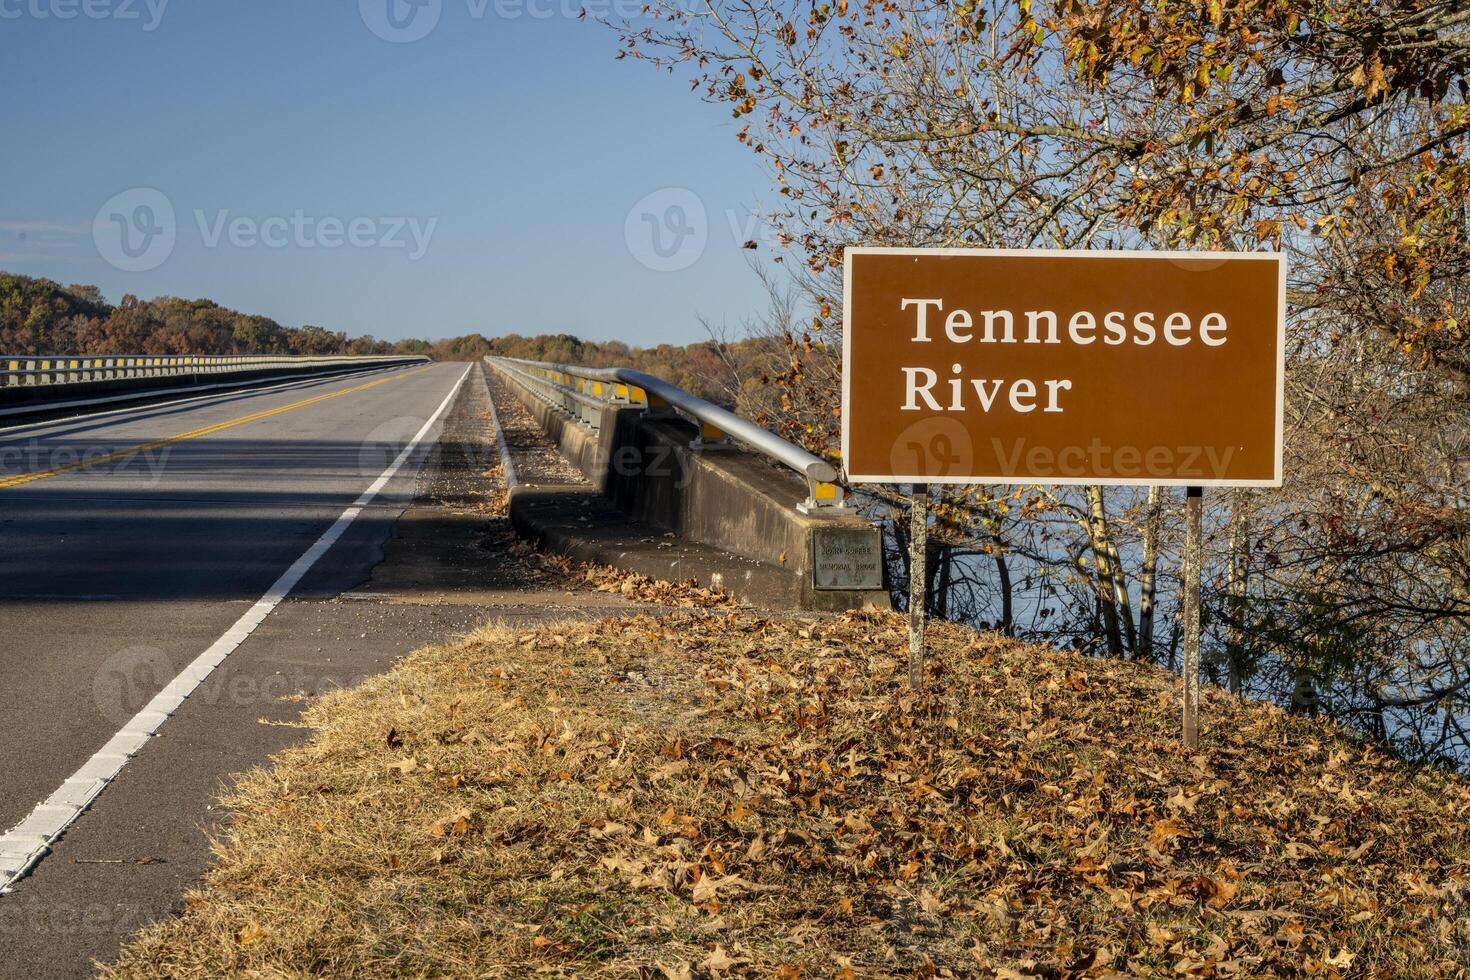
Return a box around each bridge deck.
[0,363,655,977]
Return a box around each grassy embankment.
[107,611,1470,977]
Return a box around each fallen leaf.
[701,944,744,974]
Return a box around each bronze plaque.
[812,527,883,591]
[841,248,1284,486]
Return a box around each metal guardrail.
[1,354,425,389]
[487,355,847,512]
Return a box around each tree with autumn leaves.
[617,0,1470,767]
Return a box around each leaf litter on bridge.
[471,361,737,609]
[483,363,590,488]
[104,610,1470,977]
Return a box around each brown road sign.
[841,248,1285,487]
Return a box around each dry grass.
[105,612,1470,978]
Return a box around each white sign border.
[839,246,1287,488]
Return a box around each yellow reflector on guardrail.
[814,482,839,502]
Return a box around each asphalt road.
[0,362,479,975]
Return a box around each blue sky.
[0,0,778,345]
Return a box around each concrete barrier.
[489,359,889,612]
[0,358,426,419]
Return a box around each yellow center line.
[0,367,431,491]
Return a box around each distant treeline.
[0,273,409,357]
[0,273,749,403]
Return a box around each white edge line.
[482,361,519,488]
[0,363,471,893]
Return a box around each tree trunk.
[1291,670,1320,717]
[933,542,951,621]
[1086,485,1126,657]
[993,546,1014,635]
[1137,485,1164,663]
[1106,535,1138,654]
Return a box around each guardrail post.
[643,392,678,419]
[689,420,734,451]
[797,479,853,515]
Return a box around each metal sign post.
[1181,486,1203,749]
[908,483,929,688]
